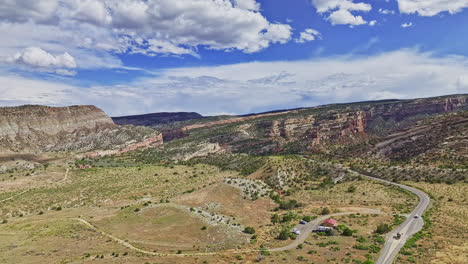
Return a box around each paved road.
[74,210,385,257]
[349,170,430,264]
[70,165,428,262]
[269,209,385,252]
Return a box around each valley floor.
[0,155,466,264]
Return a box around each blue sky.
[1,0,468,116]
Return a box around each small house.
[321,218,337,228]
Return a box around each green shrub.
[271,214,280,224]
[279,199,301,210]
[243,226,256,234]
[373,234,385,244]
[302,215,316,222]
[356,236,367,243]
[342,227,354,236]
[369,244,381,253]
[375,224,391,234]
[278,229,290,240]
[281,212,297,223]
[321,207,331,215]
[353,244,369,250]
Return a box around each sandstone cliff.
[0,105,162,153]
[255,95,468,154]
[0,105,116,137]
[155,94,468,159]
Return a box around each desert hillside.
[0,95,467,264]
[0,105,161,153]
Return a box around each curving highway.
[67,166,429,263]
[269,209,385,252]
[348,170,430,264]
[72,169,429,263]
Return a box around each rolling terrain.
[0,94,467,263]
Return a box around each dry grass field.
[395,182,468,264]
[0,158,454,264]
[0,163,251,263]
[289,179,418,215]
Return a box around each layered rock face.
[0,105,161,153]
[372,110,468,163]
[183,95,468,155]
[0,105,116,138]
[262,95,468,150]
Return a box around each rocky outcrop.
[372,110,468,162]
[0,105,162,153]
[306,110,367,148]
[82,133,163,158]
[196,94,468,155]
[181,110,295,131]
[261,95,468,151]
[0,105,115,137]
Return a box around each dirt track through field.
[0,168,69,204]
[73,209,386,257]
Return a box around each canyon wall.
[0,105,116,137]
[223,95,468,154]
[0,105,162,153]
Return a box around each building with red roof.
[321,218,337,227]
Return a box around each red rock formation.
[181,110,296,131]
[256,95,468,151]
[83,133,163,158]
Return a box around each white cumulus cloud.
[312,0,371,13]
[0,0,291,58]
[295,29,321,43]
[397,0,468,16]
[401,22,413,28]
[7,47,77,69]
[378,8,395,15]
[328,9,367,26]
[232,0,261,11]
[0,0,292,75]
[311,0,372,26]
[2,49,468,116]
[0,0,58,23]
